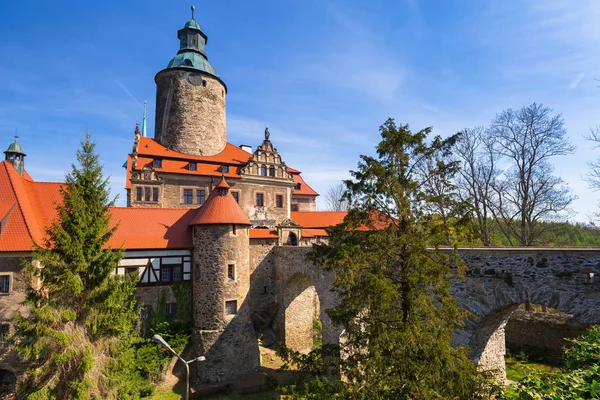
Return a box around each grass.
[505,356,560,382]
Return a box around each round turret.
[4,137,26,176]
[189,179,259,382]
[154,7,227,156]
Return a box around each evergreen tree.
[280,119,490,399]
[15,133,150,399]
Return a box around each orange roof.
[108,207,194,249]
[189,179,251,226]
[0,161,62,252]
[137,137,252,165]
[249,229,278,239]
[301,229,328,238]
[291,173,318,196]
[291,211,347,229]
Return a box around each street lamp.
[152,334,206,400]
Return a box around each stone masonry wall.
[0,255,30,377]
[191,224,259,383]
[155,70,226,157]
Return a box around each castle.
[0,9,342,385]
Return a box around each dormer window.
[295,183,302,191]
[154,159,163,168]
[222,165,230,173]
[189,162,197,171]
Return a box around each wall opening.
[474,303,587,383]
[284,273,321,353]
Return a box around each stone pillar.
[192,224,260,383]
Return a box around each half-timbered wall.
[115,249,192,285]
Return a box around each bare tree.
[325,182,349,211]
[455,127,499,246]
[488,103,576,246]
[585,126,600,190]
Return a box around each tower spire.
[142,101,147,137]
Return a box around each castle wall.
[155,70,226,157]
[291,195,317,211]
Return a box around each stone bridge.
[271,246,600,380]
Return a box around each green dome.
[183,19,201,30]
[4,141,25,156]
[166,52,219,76]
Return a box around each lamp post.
[152,334,206,400]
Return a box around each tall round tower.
[189,179,260,383]
[154,7,227,156]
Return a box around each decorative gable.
[240,128,294,181]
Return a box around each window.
[183,189,193,204]
[125,267,138,275]
[222,165,229,173]
[154,159,162,168]
[144,187,151,202]
[227,264,235,280]
[291,204,299,211]
[232,224,237,235]
[260,165,267,176]
[0,275,9,294]
[232,191,239,203]
[256,193,264,207]
[0,324,8,345]
[172,265,183,282]
[295,183,302,191]
[136,187,142,201]
[152,187,159,202]
[137,187,158,202]
[276,195,283,208]
[225,300,237,315]
[269,166,275,177]
[197,189,206,204]
[161,267,171,282]
[166,303,176,318]
[189,162,197,171]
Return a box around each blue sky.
[1,1,599,221]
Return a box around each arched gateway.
[272,247,600,381]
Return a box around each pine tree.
[280,119,490,399]
[15,133,150,399]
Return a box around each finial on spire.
[191,5,195,20]
[142,101,147,137]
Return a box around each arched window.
[261,165,267,176]
[287,232,298,246]
[269,166,275,177]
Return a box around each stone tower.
[154,7,227,156]
[4,138,26,176]
[189,179,260,383]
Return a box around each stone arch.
[287,232,298,246]
[454,281,600,381]
[283,273,320,352]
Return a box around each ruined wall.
[155,71,226,157]
[505,310,588,358]
[191,224,259,383]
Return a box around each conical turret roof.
[189,179,251,226]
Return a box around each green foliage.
[499,326,600,399]
[278,119,491,399]
[14,133,149,399]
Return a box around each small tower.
[4,137,26,176]
[189,178,260,382]
[154,6,228,156]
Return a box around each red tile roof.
[291,211,347,229]
[189,179,251,226]
[291,173,319,196]
[109,207,194,249]
[301,229,328,238]
[137,137,252,165]
[249,229,278,239]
